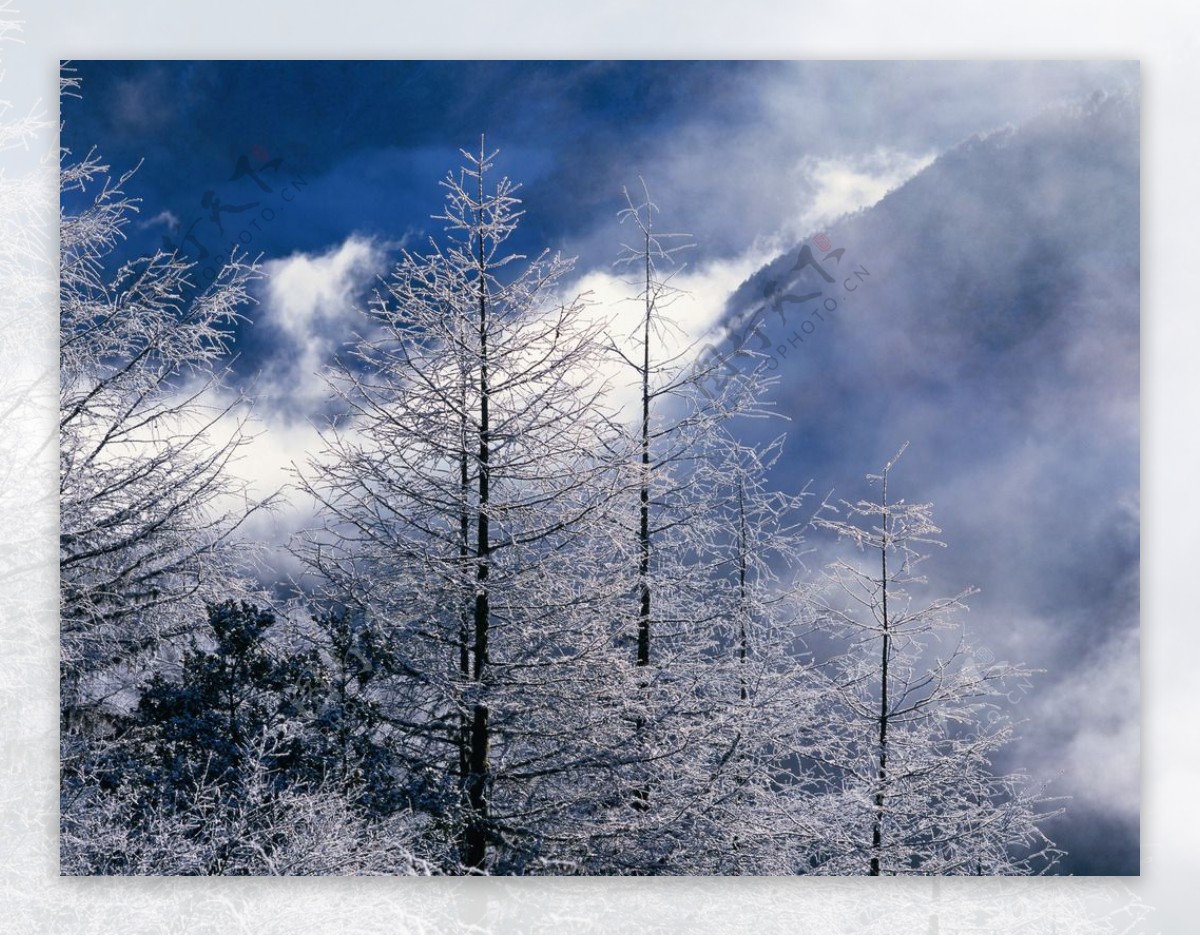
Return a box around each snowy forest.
[58,61,1139,877]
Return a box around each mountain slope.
[723,90,1139,875]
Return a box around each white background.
[2,1,1194,932]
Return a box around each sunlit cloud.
[796,148,937,230]
[254,234,391,420]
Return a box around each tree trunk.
[737,480,748,702]
[464,141,492,869]
[463,702,490,868]
[637,229,652,668]
[870,474,891,876]
[458,365,472,796]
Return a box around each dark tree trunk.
[458,369,472,794]
[637,230,652,668]
[737,480,748,701]
[870,474,891,876]
[464,142,492,869]
[463,702,490,868]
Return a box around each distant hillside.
[722,90,1140,876]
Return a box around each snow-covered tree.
[575,185,821,873]
[60,598,441,876]
[59,113,268,728]
[685,435,830,873]
[610,182,777,670]
[61,728,434,876]
[297,141,633,872]
[807,444,1060,875]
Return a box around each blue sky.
[62,60,1136,270]
[61,59,1140,874]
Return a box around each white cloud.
[159,373,330,592]
[137,208,179,231]
[1029,624,1140,821]
[255,234,390,416]
[194,235,396,563]
[564,238,783,424]
[794,148,936,232]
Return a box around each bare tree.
[578,185,820,873]
[808,445,1061,875]
[297,141,631,871]
[611,181,775,669]
[59,101,270,729]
